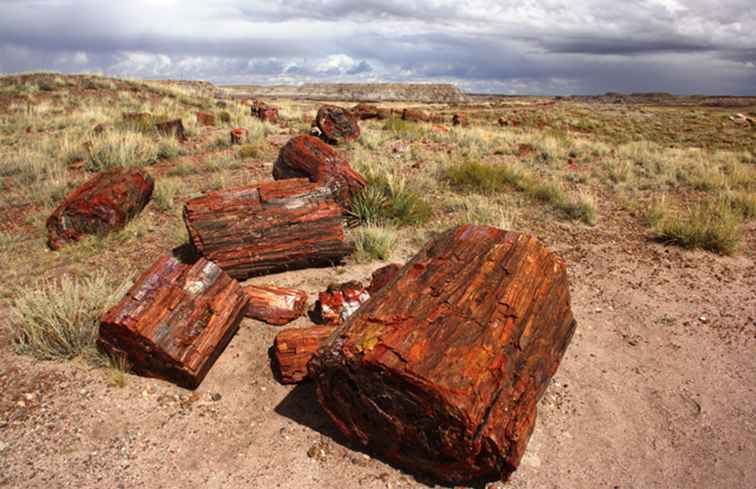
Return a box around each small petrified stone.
[273,135,367,209]
[46,168,154,250]
[98,255,249,389]
[316,105,361,144]
[230,127,247,145]
[309,225,577,484]
[183,178,353,280]
[251,100,279,123]
[244,285,308,326]
[313,281,370,326]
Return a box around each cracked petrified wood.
[244,285,308,326]
[46,167,154,250]
[316,105,361,144]
[98,255,249,389]
[272,326,336,384]
[183,178,353,280]
[308,225,577,484]
[273,135,367,209]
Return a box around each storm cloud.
[0,0,754,94]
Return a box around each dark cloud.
[0,0,754,94]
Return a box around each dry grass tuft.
[651,198,743,255]
[351,225,398,262]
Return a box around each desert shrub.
[351,225,397,262]
[451,195,512,229]
[153,178,181,211]
[383,117,427,140]
[167,162,197,177]
[350,175,433,226]
[86,131,160,171]
[652,198,743,255]
[218,111,231,124]
[10,272,132,361]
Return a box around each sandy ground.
[1,211,754,489]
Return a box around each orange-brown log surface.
[155,118,186,140]
[244,285,308,325]
[316,105,360,144]
[46,167,154,250]
[351,103,390,120]
[98,255,249,389]
[272,326,336,384]
[308,224,577,484]
[196,111,216,126]
[273,135,367,209]
[183,178,353,280]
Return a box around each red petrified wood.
[46,167,154,250]
[316,105,361,144]
[183,178,353,280]
[230,127,248,145]
[244,285,308,326]
[251,100,279,123]
[196,111,216,127]
[313,281,370,325]
[155,118,187,140]
[401,108,430,122]
[452,113,468,127]
[98,255,249,389]
[351,103,390,120]
[308,225,577,484]
[273,135,367,209]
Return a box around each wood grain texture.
[46,167,154,250]
[316,104,361,144]
[244,285,308,326]
[183,178,353,280]
[308,224,577,484]
[272,326,336,384]
[98,255,249,389]
[273,135,367,209]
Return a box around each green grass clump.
[10,272,132,361]
[350,175,433,226]
[352,225,397,262]
[652,198,743,255]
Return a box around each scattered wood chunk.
[351,103,390,120]
[452,113,468,127]
[46,167,154,250]
[251,100,279,123]
[316,105,361,144]
[244,285,308,326]
[313,281,369,325]
[230,127,247,145]
[155,118,187,140]
[273,135,367,209]
[272,326,336,384]
[183,178,353,280]
[98,255,249,389]
[196,111,216,127]
[309,225,577,484]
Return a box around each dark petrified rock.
[155,119,187,140]
[244,285,308,326]
[273,135,367,209]
[46,168,154,250]
[98,255,249,389]
[452,113,468,127]
[366,263,402,295]
[251,100,279,123]
[183,178,353,280]
[316,105,361,144]
[309,225,577,484]
[351,103,391,120]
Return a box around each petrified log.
[351,103,390,120]
[452,113,468,127]
[309,225,577,484]
[196,111,216,127]
[98,255,249,389]
[155,118,187,140]
[251,100,279,123]
[46,168,154,250]
[316,105,361,144]
[401,108,430,122]
[272,326,336,384]
[244,285,308,326]
[183,178,353,280]
[273,135,367,209]
[272,263,402,384]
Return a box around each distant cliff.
[221,83,469,103]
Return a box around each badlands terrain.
[0,73,754,488]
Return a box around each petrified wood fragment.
[452,113,468,127]
[401,108,430,122]
[309,225,577,484]
[196,111,216,127]
[273,326,336,384]
[230,127,247,145]
[273,135,367,209]
[366,263,402,295]
[313,281,370,326]
[316,105,361,144]
[155,118,187,140]
[244,285,308,326]
[98,255,249,389]
[46,167,154,250]
[351,103,390,120]
[251,100,279,123]
[183,178,353,280]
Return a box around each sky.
[0,0,754,95]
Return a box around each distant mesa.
[222,83,469,103]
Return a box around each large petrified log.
[98,255,249,389]
[46,167,154,250]
[308,225,577,484]
[316,105,361,144]
[351,103,390,120]
[272,264,402,384]
[273,135,367,209]
[183,178,353,280]
[244,285,308,326]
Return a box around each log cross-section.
[98,255,249,389]
[183,178,353,280]
[309,224,577,484]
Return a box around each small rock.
[210,393,222,402]
[699,316,708,323]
